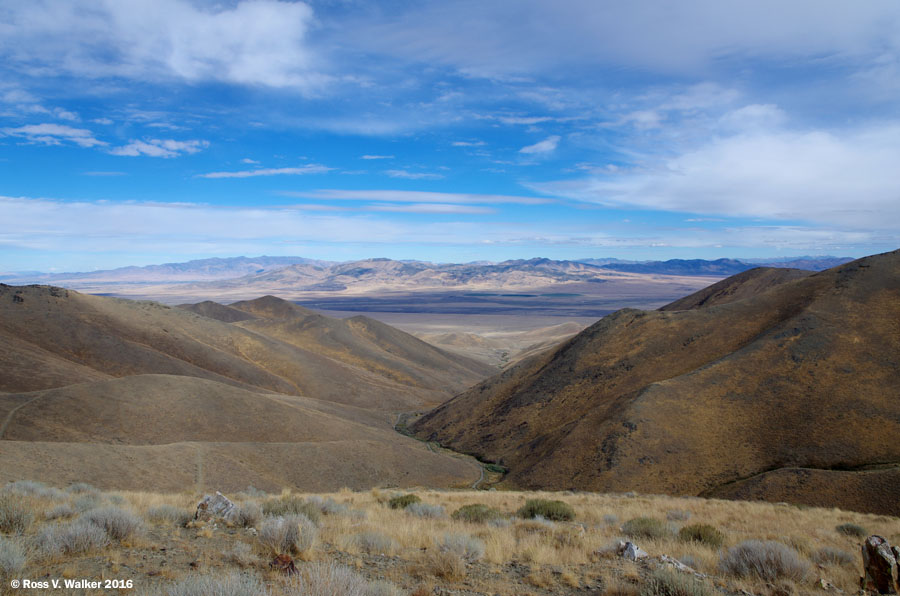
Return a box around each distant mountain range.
[2,255,853,285]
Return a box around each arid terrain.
[2,481,897,596]
[413,250,900,516]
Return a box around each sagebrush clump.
[623,517,670,540]
[640,568,715,596]
[258,514,317,555]
[516,499,575,521]
[451,503,503,524]
[83,506,143,541]
[835,522,867,537]
[388,494,421,510]
[0,493,34,534]
[718,540,809,581]
[678,523,725,547]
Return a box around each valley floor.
[1,482,897,596]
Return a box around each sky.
[2,0,900,272]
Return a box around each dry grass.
[3,484,899,595]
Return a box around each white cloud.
[1,0,324,91]
[198,165,331,178]
[452,140,485,147]
[241,158,260,164]
[531,121,900,229]
[92,118,114,125]
[361,154,394,160]
[385,169,445,180]
[110,139,208,158]
[369,203,494,214]
[287,189,552,205]
[520,135,560,154]
[1,123,105,148]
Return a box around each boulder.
[616,540,648,561]
[861,535,897,594]
[194,491,235,521]
[270,554,297,575]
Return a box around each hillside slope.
[412,250,900,514]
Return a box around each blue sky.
[2,0,899,271]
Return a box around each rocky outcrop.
[861,535,897,594]
[194,491,235,521]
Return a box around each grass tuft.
[438,533,485,563]
[0,493,34,534]
[451,503,502,524]
[0,536,26,578]
[147,504,192,527]
[143,571,270,595]
[284,561,371,596]
[677,523,725,548]
[262,495,322,523]
[813,547,855,567]
[718,540,809,581]
[257,514,317,555]
[835,522,867,537]
[353,531,396,555]
[388,494,421,510]
[406,502,446,518]
[640,568,715,596]
[83,506,143,541]
[35,519,109,557]
[622,517,670,540]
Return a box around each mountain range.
[412,250,900,515]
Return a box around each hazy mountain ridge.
[412,250,900,515]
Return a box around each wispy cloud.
[110,139,208,158]
[241,158,260,164]
[361,154,394,160]
[198,165,331,179]
[369,203,494,214]
[520,135,560,154]
[82,171,126,177]
[1,123,106,148]
[291,190,553,205]
[452,140,486,147]
[385,169,445,180]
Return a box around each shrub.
[45,503,77,520]
[367,580,406,596]
[640,568,715,596]
[678,523,725,548]
[229,502,262,528]
[145,571,270,596]
[0,537,26,578]
[622,517,670,540]
[835,523,867,538]
[451,504,502,524]
[262,496,321,523]
[666,510,691,522]
[225,542,259,568]
[2,480,63,500]
[73,494,103,512]
[353,531,396,555]
[438,533,485,563]
[147,505,192,527]
[388,494,421,510]
[83,506,143,541]
[516,499,575,521]
[423,549,467,581]
[65,482,98,495]
[0,493,34,534]
[258,514,317,555]
[813,547,854,567]
[35,519,109,557]
[284,561,370,596]
[305,495,349,516]
[718,540,809,581]
[603,514,619,526]
[406,502,445,518]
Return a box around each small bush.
[262,495,321,523]
[678,523,725,548]
[229,502,262,528]
[666,510,691,522]
[225,542,259,568]
[622,517,670,540]
[406,502,445,518]
[35,519,109,557]
[305,495,349,516]
[73,494,103,512]
[147,505,192,527]
[451,504,502,524]
[603,514,619,526]
[640,568,715,596]
[423,549,467,581]
[813,547,854,567]
[0,537,26,577]
[835,522,867,538]
[516,499,575,521]
[718,540,809,581]
[438,533,485,563]
[145,571,270,596]
[83,506,143,541]
[65,482,98,495]
[0,493,34,534]
[285,561,370,596]
[388,494,421,510]
[353,531,396,555]
[45,503,76,520]
[2,480,63,500]
[258,514,317,555]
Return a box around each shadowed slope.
[0,374,480,491]
[412,250,900,514]
[175,300,257,322]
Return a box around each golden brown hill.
[0,374,479,491]
[227,296,495,393]
[0,285,489,410]
[660,266,813,311]
[175,300,256,322]
[412,250,900,515]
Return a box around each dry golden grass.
[3,484,898,595]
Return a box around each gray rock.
[194,491,235,521]
[861,535,896,594]
[617,540,648,561]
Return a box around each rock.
[270,554,297,575]
[194,491,235,521]
[818,578,842,592]
[861,536,897,594]
[12,294,23,303]
[659,554,704,577]
[617,540,648,561]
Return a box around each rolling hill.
[412,250,900,515]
